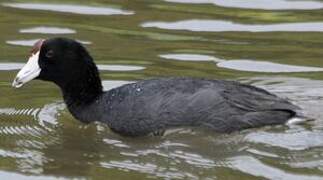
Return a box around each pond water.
[0,0,323,179]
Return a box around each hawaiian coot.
[12,38,306,136]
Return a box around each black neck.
[62,78,103,107]
[59,60,104,123]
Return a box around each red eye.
[46,50,54,58]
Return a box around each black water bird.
[12,38,306,136]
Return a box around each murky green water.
[1,0,323,179]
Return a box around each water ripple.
[0,102,65,138]
[37,102,65,127]
[102,80,135,91]
[164,0,323,10]
[0,108,39,117]
[142,20,323,32]
[159,53,222,62]
[229,156,323,180]
[158,53,323,73]
[103,138,130,148]
[97,65,146,71]
[0,170,72,180]
[19,27,76,34]
[245,130,323,151]
[6,39,90,47]
[101,160,198,179]
[169,150,217,168]
[2,3,134,15]
[218,60,323,73]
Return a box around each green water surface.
[0,0,323,179]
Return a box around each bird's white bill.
[12,51,41,88]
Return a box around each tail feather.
[286,116,313,125]
[222,110,294,133]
